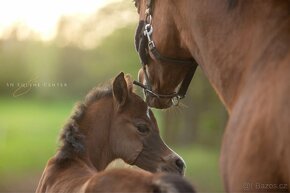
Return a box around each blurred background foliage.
[0,0,227,192]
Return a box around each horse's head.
[134,0,197,109]
[110,72,185,175]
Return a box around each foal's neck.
[178,1,289,112]
[79,97,115,171]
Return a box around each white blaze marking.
[146,107,151,120]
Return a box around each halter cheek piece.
[133,0,198,106]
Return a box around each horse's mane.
[55,82,113,165]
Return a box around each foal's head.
[134,0,194,109]
[109,73,185,174]
[57,72,185,175]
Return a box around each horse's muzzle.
[138,68,174,109]
[146,96,172,109]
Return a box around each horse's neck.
[80,99,115,171]
[181,1,289,112]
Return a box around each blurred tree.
[0,0,227,147]
[163,69,227,147]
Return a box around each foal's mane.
[55,82,113,165]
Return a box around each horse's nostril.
[175,158,184,170]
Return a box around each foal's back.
[38,160,195,193]
[36,158,94,193]
[86,168,195,193]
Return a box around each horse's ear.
[113,72,128,109]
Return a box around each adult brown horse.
[134,0,290,192]
[36,72,186,193]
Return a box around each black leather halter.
[133,0,198,106]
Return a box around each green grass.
[175,145,223,192]
[0,98,223,192]
[0,97,75,175]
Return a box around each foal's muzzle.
[158,153,186,176]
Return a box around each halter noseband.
[133,0,198,106]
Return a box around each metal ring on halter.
[145,14,152,24]
[144,24,153,36]
[172,96,180,106]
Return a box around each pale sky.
[0,0,122,41]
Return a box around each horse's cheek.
[112,129,143,164]
[122,138,143,164]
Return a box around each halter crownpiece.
[133,0,198,106]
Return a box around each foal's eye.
[136,124,149,133]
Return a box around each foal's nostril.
[175,158,185,171]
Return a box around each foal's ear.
[113,72,128,108]
[124,74,134,93]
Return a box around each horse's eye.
[137,124,149,133]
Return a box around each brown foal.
[36,72,191,193]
